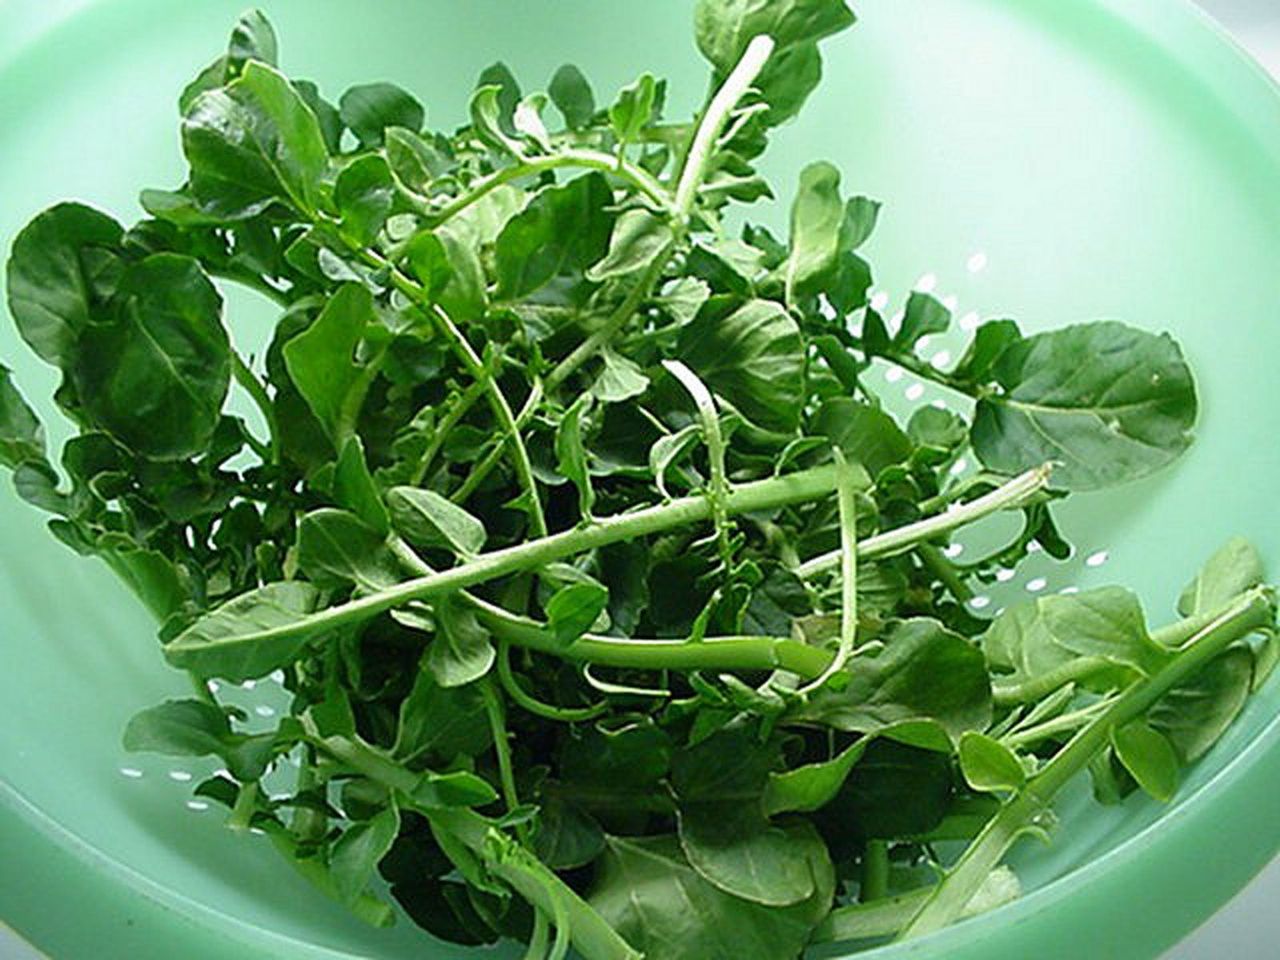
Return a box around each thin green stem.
[673,35,776,221]
[918,542,974,603]
[231,353,278,463]
[524,911,550,960]
[410,378,490,486]
[861,840,890,902]
[480,677,527,843]
[452,380,544,507]
[355,243,547,536]
[1002,700,1112,750]
[416,148,670,227]
[664,359,732,567]
[168,465,839,661]
[992,657,1112,707]
[798,450,858,695]
[498,642,608,722]
[545,241,675,392]
[900,587,1274,940]
[797,464,1053,579]
[207,267,291,307]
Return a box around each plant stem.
[415,148,670,227]
[672,35,775,221]
[497,642,608,722]
[355,243,547,536]
[796,464,1053,579]
[900,587,1274,940]
[798,451,859,695]
[861,840,890,901]
[231,353,278,463]
[169,465,840,661]
[452,379,543,506]
[1002,700,1112,750]
[410,377,490,486]
[918,542,974,603]
[545,240,675,391]
[992,657,1112,707]
[480,677,527,842]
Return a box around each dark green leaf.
[971,321,1198,490]
[73,254,230,460]
[333,436,390,534]
[533,796,605,869]
[296,509,398,590]
[677,299,805,433]
[951,319,1021,387]
[894,291,950,350]
[548,64,596,129]
[123,699,230,757]
[794,619,992,741]
[226,9,278,72]
[763,738,868,815]
[283,283,377,445]
[394,666,491,761]
[6,202,124,367]
[786,161,843,300]
[182,61,331,218]
[813,399,911,476]
[589,834,834,960]
[340,82,425,147]
[0,367,45,468]
[335,154,396,246]
[587,209,673,283]
[406,226,488,319]
[837,738,953,839]
[555,396,595,520]
[1150,645,1254,763]
[331,806,401,905]
[494,173,614,298]
[695,0,856,74]
[609,73,657,145]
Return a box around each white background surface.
[1,1,1278,958]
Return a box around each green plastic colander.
[2,1,1279,958]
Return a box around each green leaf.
[333,436,390,534]
[952,319,1021,387]
[560,719,672,789]
[794,619,992,742]
[590,349,650,404]
[545,582,608,645]
[493,173,614,298]
[428,596,495,687]
[894,291,950,350]
[813,399,911,477]
[984,588,1170,693]
[679,811,828,907]
[971,321,1198,490]
[533,796,605,870]
[1150,645,1255,763]
[958,732,1026,793]
[786,161,844,300]
[1111,721,1179,802]
[608,73,657,146]
[294,80,344,154]
[406,226,488,320]
[763,738,868,815]
[677,299,805,433]
[182,60,331,219]
[695,0,856,74]
[587,209,673,284]
[0,367,45,469]
[394,666,491,761]
[387,486,487,556]
[339,82,425,147]
[555,396,595,520]
[226,9,278,73]
[296,509,398,590]
[409,769,499,809]
[123,699,230,757]
[840,195,881,251]
[1177,536,1266,617]
[335,154,396,246]
[5,202,124,367]
[836,738,954,839]
[589,834,834,960]
[384,126,446,193]
[164,581,323,681]
[72,254,230,460]
[99,537,188,621]
[475,61,521,136]
[548,64,596,129]
[283,283,378,445]
[331,806,402,906]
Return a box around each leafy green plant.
[2,4,1275,959]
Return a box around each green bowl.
[2,1,1279,958]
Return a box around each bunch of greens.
[2,4,1275,958]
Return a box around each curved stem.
[797,464,1053,579]
[498,642,608,722]
[992,657,1113,707]
[419,148,670,227]
[480,677,527,843]
[452,380,544,507]
[673,35,775,220]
